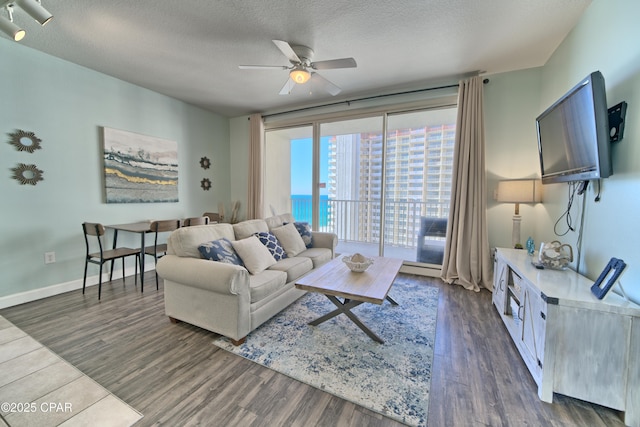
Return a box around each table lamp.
[497,179,542,248]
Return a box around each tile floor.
[0,315,142,426]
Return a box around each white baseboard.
[0,262,437,310]
[400,263,443,278]
[0,265,150,309]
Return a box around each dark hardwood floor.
[0,273,626,427]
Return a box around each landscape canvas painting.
[103,127,179,203]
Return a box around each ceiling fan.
[239,40,357,96]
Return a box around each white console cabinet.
[492,248,640,426]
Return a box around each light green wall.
[0,38,230,303]
[486,0,640,302]
[229,116,250,222]
[484,67,544,250]
[536,0,640,302]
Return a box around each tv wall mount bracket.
[608,101,627,143]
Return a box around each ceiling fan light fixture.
[290,66,311,84]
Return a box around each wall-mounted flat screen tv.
[536,71,612,184]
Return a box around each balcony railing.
[291,197,449,250]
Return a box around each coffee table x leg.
[309,295,398,344]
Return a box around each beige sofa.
[156,213,337,345]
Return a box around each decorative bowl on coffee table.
[342,253,374,272]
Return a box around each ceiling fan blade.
[310,73,341,96]
[311,57,357,70]
[238,65,289,70]
[278,77,295,95]
[272,40,301,63]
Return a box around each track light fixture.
[15,0,52,25]
[0,0,52,41]
[0,4,24,41]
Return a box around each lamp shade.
[497,179,542,203]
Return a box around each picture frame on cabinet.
[590,257,626,300]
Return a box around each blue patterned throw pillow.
[198,238,244,266]
[255,232,288,261]
[294,222,313,248]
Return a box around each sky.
[290,137,330,195]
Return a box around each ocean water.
[291,195,329,227]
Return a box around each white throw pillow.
[272,223,307,257]
[231,235,277,274]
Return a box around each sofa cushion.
[265,213,295,230]
[255,231,288,261]
[268,257,313,283]
[298,247,333,268]
[293,222,313,248]
[272,223,307,257]
[248,270,287,303]
[198,238,244,266]
[167,223,235,258]
[231,236,277,275]
[233,219,269,240]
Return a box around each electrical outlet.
[44,252,56,264]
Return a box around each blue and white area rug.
[213,277,439,426]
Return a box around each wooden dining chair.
[143,219,181,292]
[183,216,210,226]
[203,212,223,223]
[82,222,140,300]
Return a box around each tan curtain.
[441,76,492,292]
[247,113,264,219]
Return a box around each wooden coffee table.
[295,255,403,343]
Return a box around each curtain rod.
[261,79,489,120]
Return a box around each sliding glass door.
[384,108,456,265]
[320,117,384,257]
[264,126,313,220]
[264,104,456,267]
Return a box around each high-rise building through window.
[327,124,455,246]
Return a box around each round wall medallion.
[201,178,212,191]
[200,157,211,169]
[11,163,44,185]
[8,130,42,153]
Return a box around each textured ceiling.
[7,0,590,117]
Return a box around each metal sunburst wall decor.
[200,156,211,169]
[201,178,212,191]
[11,163,44,185]
[8,130,42,153]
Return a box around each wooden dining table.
[105,221,153,284]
